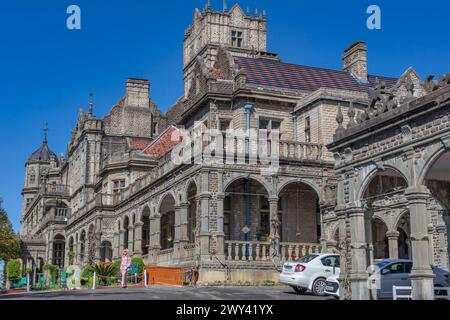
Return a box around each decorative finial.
[223,0,227,12]
[262,10,266,19]
[335,103,345,136]
[347,101,356,128]
[246,7,250,16]
[43,122,49,144]
[89,92,94,116]
[254,8,259,17]
[206,0,211,10]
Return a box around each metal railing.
[392,286,450,300]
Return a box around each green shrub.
[94,263,119,284]
[82,265,95,278]
[43,264,59,280]
[6,259,21,280]
[131,258,145,274]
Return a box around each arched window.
[100,241,113,262]
[80,230,86,262]
[53,235,65,269]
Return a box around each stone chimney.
[125,78,150,108]
[342,41,367,82]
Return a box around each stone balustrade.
[225,241,322,262]
[279,242,322,261]
[278,141,323,162]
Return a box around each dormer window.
[231,30,243,48]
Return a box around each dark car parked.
[375,259,449,299]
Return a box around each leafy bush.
[43,264,59,280]
[94,263,119,284]
[131,258,145,275]
[6,259,21,280]
[82,265,95,278]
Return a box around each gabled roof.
[233,56,398,93]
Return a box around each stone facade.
[19,3,449,293]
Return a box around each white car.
[279,253,340,296]
[324,273,340,298]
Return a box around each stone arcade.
[19,3,449,299]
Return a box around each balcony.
[102,151,155,169]
[224,240,322,262]
[42,184,70,196]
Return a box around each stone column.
[119,230,125,254]
[347,206,370,300]
[173,205,182,264]
[405,186,435,300]
[269,196,280,257]
[149,215,161,264]
[386,231,400,259]
[216,194,226,259]
[134,222,144,258]
[198,171,211,260]
[113,231,119,260]
[179,203,189,261]
[127,226,134,252]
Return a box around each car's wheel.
[292,286,307,295]
[312,278,327,296]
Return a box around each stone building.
[326,73,450,300]
[19,2,449,294]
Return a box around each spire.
[206,0,211,11]
[43,122,49,144]
[246,7,250,16]
[88,92,94,116]
[223,0,227,12]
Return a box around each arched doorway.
[397,212,411,260]
[361,169,409,261]
[423,150,450,268]
[80,230,86,263]
[141,207,151,255]
[372,219,389,260]
[160,194,175,250]
[187,182,198,243]
[224,178,269,242]
[278,182,320,244]
[100,241,113,262]
[53,234,65,269]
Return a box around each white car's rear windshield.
[296,255,319,263]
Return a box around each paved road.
[0,285,333,300]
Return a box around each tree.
[0,198,20,263]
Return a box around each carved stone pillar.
[347,206,369,300]
[386,231,400,259]
[127,226,134,253]
[178,203,189,261]
[149,215,161,264]
[269,196,280,257]
[113,231,119,260]
[173,205,182,263]
[118,230,125,254]
[405,186,435,300]
[134,222,144,258]
[198,171,211,260]
[216,194,225,259]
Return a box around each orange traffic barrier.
[145,266,185,286]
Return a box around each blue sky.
[0,0,449,232]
